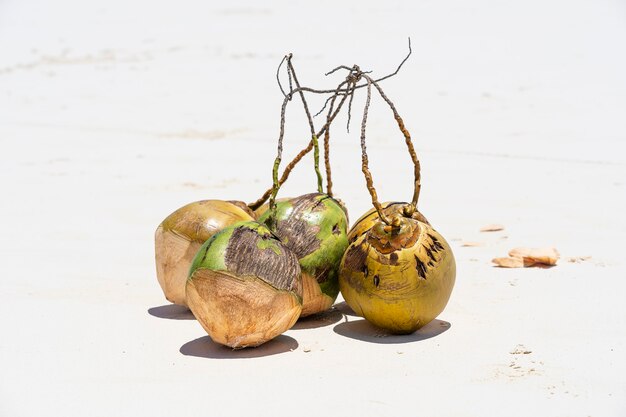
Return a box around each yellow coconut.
[339,213,455,334]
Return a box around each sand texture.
[1,0,625,416]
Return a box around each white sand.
[1,0,625,416]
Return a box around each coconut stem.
[322,79,353,197]
[369,77,422,210]
[312,134,323,193]
[248,80,352,211]
[359,77,393,226]
[322,99,334,197]
[267,83,291,228]
[285,56,324,194]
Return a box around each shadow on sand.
[179,335,298,359]
[291,307,344,330]
[148,304,195,320]
[333,318,451,344]
[332,301,358,317]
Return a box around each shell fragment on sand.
[492,247,560,268]
[509,247,560,266]
[492,256,527,268]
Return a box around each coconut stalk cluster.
[153,43,456,348]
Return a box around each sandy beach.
[1,0,625,415]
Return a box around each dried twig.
[286,56,323,193]
[247,78,351,210]
[351,70,422,224]
[248,39,413,211]
[276,54,290,98]
[358,77,395,226]
[322,78,353,196]
[367,75,421,209]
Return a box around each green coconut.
[258,193,349,317]
[186,221,303,348]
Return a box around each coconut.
[186,221,302,348]
[339,212,455,334]
[154,200,254,306]
[257,193,349,317]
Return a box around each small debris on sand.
[461,241,484,247]
[480,224,505,232]
[567,256,592,263]
[510,345,532,355]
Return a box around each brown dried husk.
[186,270,302,349]
[347,201,429,244]
[300,272,334,317]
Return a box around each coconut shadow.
[291,307,343,330]
[332,301,358,317]
[148,304,195,320]
[333,318,451,344]
[180,335,298,359]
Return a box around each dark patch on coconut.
[348,231,361,245]
[370,251,398,266]
[224,226,301,293]
[310,194,331,211]
[424,246,437,263]
[415,255,428,280]
[343,243,369,273]
[373,275,380,287]
[332,223,341,235]
[314,264,333,284]
[348,234,360,244]
[428,233,445,251]
[273,194,326,259]
[389,252,399,265]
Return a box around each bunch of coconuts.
[154,49,456,348]
[155,192,349,348]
